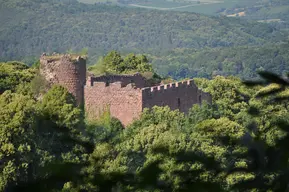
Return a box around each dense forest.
[2,58,289,191]
[87,41,289,80]
[150,42,289,79]
[79,0,289,29]
[0,1,288,70]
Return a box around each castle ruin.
[40,54,212,126]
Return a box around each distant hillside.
[79,0,289,29]
[219,0,289,28]
[150,42,289,80]
[78,0,258,15]
[0,0,287,64]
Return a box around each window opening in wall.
[177,98,181,108]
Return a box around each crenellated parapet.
[142,79,211,113]
[141,79,197,95]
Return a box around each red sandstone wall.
[85,81,143,126]
[40,55,86,106]
[142,80,211,113]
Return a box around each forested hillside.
[150,42,289,79]
[2,60,289,191]
[0,0,286,66]
[79,0,289,29]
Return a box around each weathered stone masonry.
[85,77,143,126]
[40,54,212,126]
[40,54,86,106]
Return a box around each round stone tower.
[40,53,86,106]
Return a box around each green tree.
[39,85,83,130]
[0,84,89,191]
[228,72,289,191]
[0,61,36,94]
[0,91,38,191]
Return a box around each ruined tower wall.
[142,80,211,114]
[40,54,86,106]
[84,79,143,126]
[200,91,212,104]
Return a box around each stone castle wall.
[142,80,211,114]
[40,54,212,126]
[85,80,143,126]
[40,54,86,106]
[85,76,212,126]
